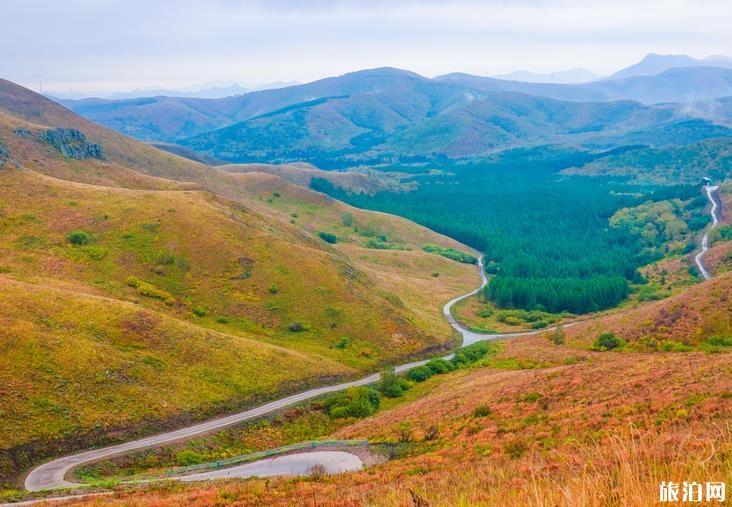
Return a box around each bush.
[407,365,434,382]
[325,387,380,419]
[67,230,91,245]
[503,316,523,326]
[477,308,494,318]
[288,322,305,332]
[176,450,205,466]
[473,405,491,417]
[530,320,548,329]
[318,232,337,244]
[549,326,565,346]
[422,244,477,264]
[125,276,176,305]
[334,336,350,349]
[377,370,411,398]
[426,358,455,375]
[504,440,527,459]
[593,332,625,351]
[452,341,490,367]
[192,306,206,317]
[341,212,354,227]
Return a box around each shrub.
[502,316,523,326]
[424,424,440,441]
[593,332,625,351]
[192,306,207,317]
[473,405,491,417]
[706,335,732,347]
[452,341,490,367]
[318,232,337,244]
[407,365,434,382]
[377,370,411,398]
[334,336,350,349]
[531,320,548,329]
[288,322,305,332]
[426,358,455,375]
[125,276,176,305]
[504,440,527,459]
[341,212,354,227]
[176,450,205,466]
[325,387,380,419]
[477,308,494,318]
[268,284,279,294]
[67,230,91,245]
[549,326,565,346]
[520,391,542,403]
[422,244,477,264]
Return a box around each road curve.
[176,450,362,482]
[24,256,544,492]
[694,185,721,281]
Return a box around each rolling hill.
[0,79,480,485]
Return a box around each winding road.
[24,256,543,492]
[694,185,721,281]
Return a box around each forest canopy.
[312,147,704,314]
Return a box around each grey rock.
[0,141,9,168]
[42,128,105,160]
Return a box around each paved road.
[23,256,546,492]
[694,185,721,281]
[176,451,362,482]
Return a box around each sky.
[2,0,732,94]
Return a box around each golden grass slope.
[0,277,347,476]
[557,271,731,347]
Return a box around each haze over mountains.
[51,53,732,167]
[492,68,600,84]
[49,81,300,101]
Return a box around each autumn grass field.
[52,325,731,506]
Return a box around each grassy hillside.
[57,283,732,506]
[563,137,732,184]
[0,81,479,486]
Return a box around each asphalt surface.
[176,451,363,482]
[694,185,721,281]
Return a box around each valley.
[1,40,731,507]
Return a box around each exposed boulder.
[0,141,9,168]
[42,128,105,160]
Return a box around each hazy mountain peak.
[341,67,424,79]
[609,53,732,80]
[492,68,600,84]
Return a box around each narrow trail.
[23,257,545,493]
[694,185,721,281]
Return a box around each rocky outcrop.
[42,128,105,160]
[0,141,9,168]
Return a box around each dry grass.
[551,272,731,348]
[55,348,732,506]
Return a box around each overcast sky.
[2,0,731,94]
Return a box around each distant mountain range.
[49,81,299,100]
[52,54,732,165]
